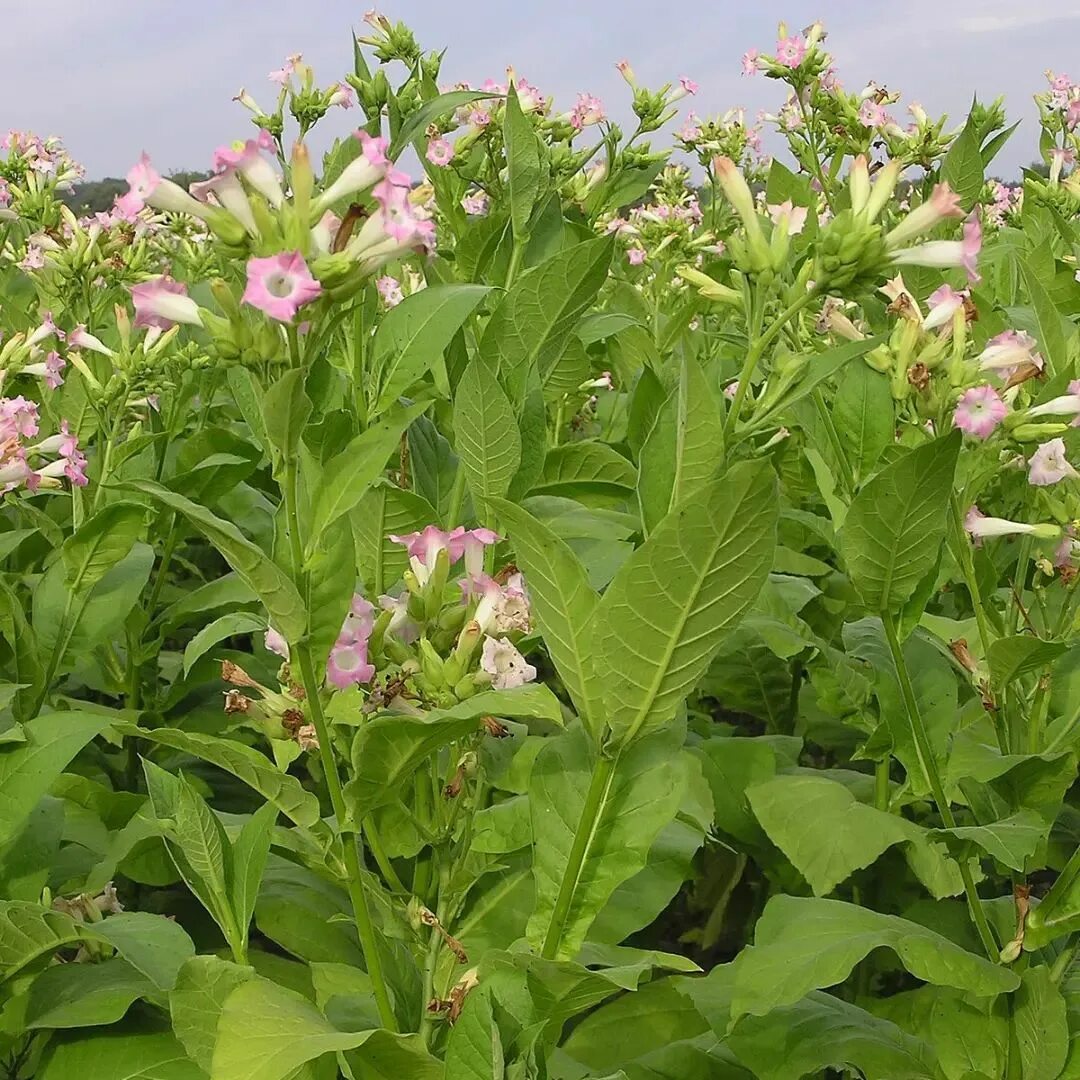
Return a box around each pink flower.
[480,636,536,690]
[466,573,531,635]
[372,179,425,244]
[18,245,44,272]
[265,627,289,659]
[858,100,888,128]
[376,275,404,306]
[328,84,355,109]
[669,76,698,103]
[978,329,1043,381]
[891,212,982,284]
[1027,383,1080,424]
[118,152,161,216]
[425,137,453,167]
[242,251,322,322]
[460,527,500,578]
[767,200,807,235]
[212,131,284,209]
[461,191,489,216]
[312,131,391,213]
[0,179,10,207]
[741,49,760,76]
[615,59,636,86]
[964,505,1060,542]
[327,638,375,688]
[268,53,301,85]
[189,168,259,237]
[775,34,806,68]
[1029,438,1079,486]
[44,351,65,389]
[390,525,462,585]
[886,183,963,247]
[627,248,646,265]
[570,93,606,130]
[922,285,967,331]
[0,397,39,441]
[68,326,112,356]
[678,111,702,142]
[131,278,203,329]
[953,385,1007,439]
[723,381,739,399]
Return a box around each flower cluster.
[0,397,86,493]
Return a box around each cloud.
[958,10,1080,32]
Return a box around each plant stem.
[722,291,816,448]
[504,242,525,290]
[883,611,999,960]
[541,752,617,960]
[874,759,890,812]
[363,818,406,894]
[282,457,397,1031]
[1051,936,1078,984]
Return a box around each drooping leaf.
[594,459,778,747]
[25,957,155,1030]
[170,955,256,1073]
[389,89,499,158]
[37,1026,205,1080]
[840,432,961,612]
[988,635,1067,691]
[454,358,521,512]
[729,895,1018,1025]
[91,911,195,992]
[0,901,87,981]
[60,501,145,594]
[119,480,307,643]
[182,611,266,676]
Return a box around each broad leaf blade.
[454,358,521,511]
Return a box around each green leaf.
[532,441,636,501]
[454,358,522,511]
[212,977,441,1080]
[527,725,686,960]
[0,901,87,981]
[840,432,961,612]
[594,459,778,747]
[0,711,110,848]
[941,113,985,209]
[637,354,722,535]
[121,725,321,827]
[833,362,893,482]
[1013,966,1069,1079]
[182,611,266,676]
[92,911,195,992]
[37,1027,205,1080]
[490,499,604,738]
[729,896,1018,1025]
[261,368,312,466]
[390,89,498,159]
[932,810,1046,872]
[227,366,272,457]
[504,83,543,242]
[170,955,256,1073]
[303,514,355,681]
[307,400,431,555]
[352,481,438,592]
[345,685,562,818]
[747,774,958,897]
[61,501,145,594]
[988,635,1068,690]
[1020,256,1070,375]
[119,479,307,643]
[230,802,277,955]
[372,284,491,415]
[445,985,503,1080]
[479,237,614,393]
[728,991,939,1080]
[25,957,155,1029]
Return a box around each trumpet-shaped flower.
[480,636,536,690]
[775,34,806,68]
[858,100,888,128]
[741,49,760,76]
[885,183,964,248]
[242,251,322,323]
[461,191,489,216]
[189,168,259,237]
[570,93,606,130]
[964,506,1061,541]
[131,278,203,329]
[467,573,531,635]
[68,325,113,356]
[954,385,1007,439]
[376,275,404,306]
[390,525,461,586]
[977,329,1043,381]
[891,213,982,284]
[213,131,284,209]
[312,131,391,213]
[767,200,807,235]
[922,285,966,330]
[1029,438,1079,486]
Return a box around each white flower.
[480,636,536,690]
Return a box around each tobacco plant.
[0,13,1079,1080]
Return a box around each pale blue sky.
[3,1,1079,179]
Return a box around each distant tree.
[60,170,211,216]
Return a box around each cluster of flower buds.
[236,525,536,754]
[1036,71,1080,176]
[676,107,765,171]
[0,130,85,229]
[602,164,714,269]
[615,61,698,136]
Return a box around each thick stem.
[283,458,398,1031]
[874,758,890,812]
[541,753,617,960]
[883,611,999,960]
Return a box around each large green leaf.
[531,441,636,501]
[594,459,778,747]
[988,635,1067,691]
[490,499,604,737]
[121,725,321,827]
[747,774,960,897]
[637,354,723,535]
[372,284,491,414]
[307,400,431,555]
[729,896,1018,1025]
[182,611,266,676]
[839,432,960,612]
[345,685,562,819]
[454,358,521,511]
[37,1027,204,1080]
[833,362,893,483]
[211,977,441,1080]
[0,711,110,848]
[25,957,155,1029]
[61,501,145,594]
[170,956,256,1073]
[1020,256,1071,376]
[120,480,306,643]
[92,911,195,992]
[479,237,614,394]
[728,991,940,1080]
[261,368,311,465]
[503,83,543,241]
[941,112,985,209]
[526,725,686,960]
[0,901,86,980]
[1013,966,1069,1079]
[932,810,1045,872]
[389,89,498,159]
